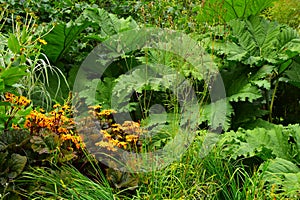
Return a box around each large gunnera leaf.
[214,16,300,66]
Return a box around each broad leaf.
[215,16,300,66]
[0,78,4,92]
[7,34,20,54]
[112,66,178,112]
[199,99,234,131]
[0,66,27,87]
[82,7,137,37]
[221,64,263,103]
[43,21,91,63]
[221,125,296,160]
[261,158,300,196]
[232,102,269,128]
[280,58,300,88]
[7,153,27,179]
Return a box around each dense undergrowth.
[1,0,300,199]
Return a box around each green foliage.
[0,66,27,93]
[198,0,277,24]
[221,124,300,161]
[43,22,90,64]
[205,15,300,127]
[0,0,97,24]
[0,130,29,199]
[263,0,300,31]
[213,16,300,65]
[0,10,69,108]
[43,7,137,102]
[124,0,202,32]
[18,165,114,200]
[1,1,300,199]
[199,99,234,131]
[78,77,116,108]
[43,7,137,64]
[219,124,300,197]
[260,158,300,198]
[0,130,29,183]
[280,58,300,88]
[128,134,268,200]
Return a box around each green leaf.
[221,125,294,160]
[7,153,27,179]
[43,21,91,63]
[30,135,52,154]
[215,16,300,65]
[0,151,9,176]
[43,7,137,64]
[221,64,262,103]
[265,158,300,174]
[232,102,269,127]
[199,99,234,131]
[288,124,300,162]
[228,16,280,65]
[7,34,20,54]
[240,118,275,130]
[1,130,30,146]
[82,7,117,36]
[0,141,6,151]
[112,66,179,112]
[96,77,117,109]
[261,158,300,195]
[82,7,137,36]
[280,59,300,88]
[0,66,27,87]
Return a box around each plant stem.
[269,78,279,123]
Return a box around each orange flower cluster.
[96,121,144,152]
[85,105,145,151]
[4,92,31,107]
[60,133,85,149]
[88,105,116,120]
[24,104,72,135]
[2,93,31,130]
[24,103,84,149]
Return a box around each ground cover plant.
[1,0,300,199]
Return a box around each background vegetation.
[0,0,300,199]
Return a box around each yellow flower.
[38,38,47,45]
[62,105,70,111]
[4,92,16,103]
[117,141,127,149]
[58,127,68,134]
[111,139,119,146]
[53,103,61,109]
[58,109,65,114]
[49,111,56,116]
[38,120,47,128]
[75,143,81,149]
[20,47,26,53]
[12,123,20,130]
[24,120,31,128]
[126,135,139,142]
[101,130,112,140]
[98,109,116,117]
[111,123,123,132]
[89,105,102,110]
[17,96,31,106]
